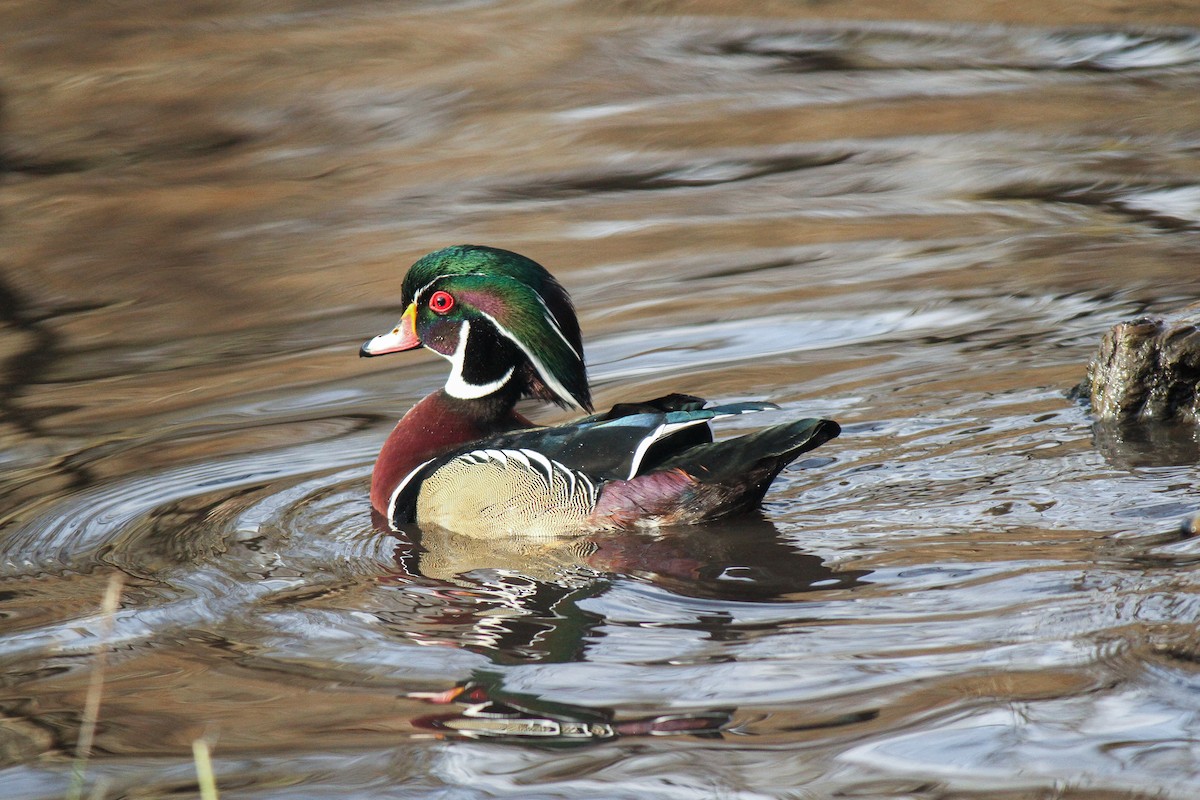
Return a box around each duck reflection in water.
[409,672,730,746]
[378,512,870,664]
[387,518,869,746]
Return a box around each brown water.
[4,2,1200,798]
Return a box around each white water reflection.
[591,308,985,380]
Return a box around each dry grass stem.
[67,572,124,800]
[192,738,220,800]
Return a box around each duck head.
[361,245,592,412]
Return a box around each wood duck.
[361,245,840,536]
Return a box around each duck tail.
[667,417,840,511]
[593,418,839,526]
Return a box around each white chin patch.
[444,321,514,399]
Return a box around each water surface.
[3,2,1200,798]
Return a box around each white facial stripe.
[443,320,515,400]
[411,276,444,308]
[532,292,581,360]
[474,308,585,410]
[412,271,487,308]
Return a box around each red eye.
[428,290,455,314]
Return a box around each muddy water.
[3,2,1200,798]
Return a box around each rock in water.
[1083,311,1200,424]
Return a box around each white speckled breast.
[416,448,602,538]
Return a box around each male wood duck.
[361,245,839,536]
